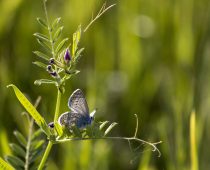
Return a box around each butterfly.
[48,89,95,130]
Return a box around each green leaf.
[34,33,50,42]
[75,47,84,58]
[13,131,27,147]
[29,149,44,163]
[32,61,47,69]
[86,123,103,138]
[34,79,56,86]
[33,51,50,61]
[7,84,51,136]
[52,17,61,30]
[99,121,109,130]
[36,18,48,29]
[9,144,26,158]
[31,129,43,141]
[5,155,24,168]
[72,25,82,57]
[104,122,118,136]
[55,38,69,54]
[53,26,63,42]
[0,157,14,170]
[74,47,84,63]
[71,126,82,138]
[37,39,51,51]
[30,140,45,151]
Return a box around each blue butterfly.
[49,89,95,130]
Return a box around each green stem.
[54,89,61,122]
[38,90,61,169]
[38,141,53,170]
[54,136,162,157]
[43,0,56,59]
[24,119,33,170]
[25,96,42,170]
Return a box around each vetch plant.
[1,0,162,169]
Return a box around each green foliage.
[1,0,167,169]
[33,10,84,92]
[53,121,118,142]
[4,128,45,170]
[7,85,51,136]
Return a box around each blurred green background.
[1,0,210,169]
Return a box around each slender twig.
[83,3,116,32]
[54,137,162,157]
[43,0,56,59]
[53,114,161,157]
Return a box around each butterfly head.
[90,109,96,122]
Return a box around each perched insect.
[48,89,95,130]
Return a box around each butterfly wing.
[58,112,69,126]
[58,89,92,129]
[68,89,89,115]
[58,112,91,128]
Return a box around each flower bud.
[46,65,53,72]
[64,48,71,64]
[48,122,54,128]
[49,58,55,64]
[50,71,58,78]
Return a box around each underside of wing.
[58,111,92,129]
[68,89,89,114]
[58,112,69,126]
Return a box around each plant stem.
[25,96,42,170]
[83,3,116,32]
[54,136,162,157]
[38,90,61,169]
[43,0,56,59]
[54,89,61,123]
[38,141,53,170]
[24,119,34,170]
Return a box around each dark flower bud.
[50,71,58,78]
[46,65,52,72]
[49,58,55,64]
[48,122,54,128]
[64,48,71,64]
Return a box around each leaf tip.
[6,84,14,88]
